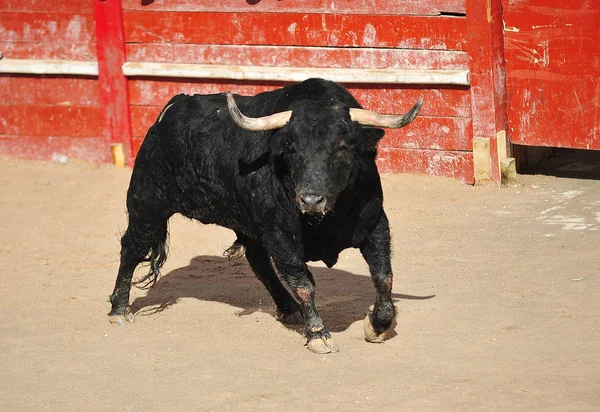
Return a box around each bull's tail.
[133,229,169,290]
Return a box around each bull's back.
[134,94,267,232]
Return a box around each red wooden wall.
[0,0,107,163]
[503,0,600,150]
[0,0,521,184]
[121,1,474,182]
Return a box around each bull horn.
[349,98,423,129]
[226,91,292,131]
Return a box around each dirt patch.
[1,158,598,411]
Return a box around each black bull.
[109,78,422,354]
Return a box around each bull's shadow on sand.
[129,255,435,335]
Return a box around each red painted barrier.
[93,0,133,165]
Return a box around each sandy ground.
[0,157,598,412]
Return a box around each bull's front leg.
[360,212,396,343]
[266,235,339,354]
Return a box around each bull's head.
[226,91,422,215]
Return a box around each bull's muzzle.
[298,192,327,215]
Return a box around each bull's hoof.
[108,307,134,325]
[276,309,304,325]
[364,313,391,343]
[306,328,339,354]
[223,240,246,260]
[307,336,339,354]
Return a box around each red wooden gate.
[502,0,600,150]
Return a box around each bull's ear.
[238,151,270,176]
[360,127,385,153]
[238,136,271,175]
[268,129,290,158]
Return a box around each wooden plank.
[0,59,98,76]
[0,0,93,13]
[122,62,470,86]
[0,75,100,106]
[377,148,474,183]
[0,105,103,137]
[0,135,106,164]
[123,11,468,50]
[348,86,471,118]
[0,12,96,45]
[121,0,466,15]
[381,117,472,151]
[0,42,97,60]
[126,44,469,71]
[93,0,134,165]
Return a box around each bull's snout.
[298,192,327,214]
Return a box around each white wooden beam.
[122,62,470,86]
[0,58,98,76]
[0,58,470,85]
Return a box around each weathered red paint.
[0,12,96,47]
[377,148,474,183]
[0,2,104,162]
[0,104,102,137]
[503,0,600,150]
[93,0,133,165]
[123,11,468,50]
[0,135,107,164]
[126,44,469,70]
[0,76,100,106]
[0,0,94,13]
[463,0,509,182]
[0,42,97,60]
[121,0,466,15]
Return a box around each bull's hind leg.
[241,238,303,324]
[360,212,396,343]
[108,218,169,324]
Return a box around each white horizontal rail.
[122,62,470,86]
[0,58,98,76]
[0,58,470,85]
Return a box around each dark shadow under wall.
[514,145,600,180]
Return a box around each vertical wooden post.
[465,0,509,183]
[93,0,133,166]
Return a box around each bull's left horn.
[226,91,292,131]
[349,98,423,129]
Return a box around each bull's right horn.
[226,91,292,131]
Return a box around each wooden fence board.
[123,11,467,50]
[0,105,103,137]
[0,0,93,13]
[0,12,96,45]
[126,44,469,70]
[0,135,106,163]
[0,42,96,60]
[0,76,100,105]
[121,0,466,15]
[377,148,474,183]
